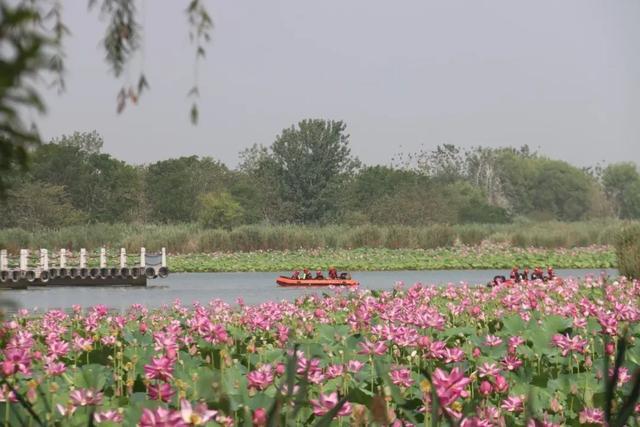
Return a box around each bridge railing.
[0,247,168,283]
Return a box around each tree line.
[1,119,639,230]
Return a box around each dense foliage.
[615,225,640,279]
[0,1,212,198]
[2,276,640,425]
[1,128,639,231]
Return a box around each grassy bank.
[0,220,630,253]
[169,244,616,272]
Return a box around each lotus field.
[170,244,615,272]
[3,276,640,426]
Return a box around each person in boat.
[531,266,543,280]
[510,267,519,282]
[328,266,338,280]
[315,269,324,280]
[291,270,300,280]
[302,268,311,280]
[339,272,351,280]
[491,275,506,287]
[547,266,554,280]
[523,268,529,281]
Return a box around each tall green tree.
[602,163,640,219]
[145,156,230,223]
[268,119,360,223]
[30,133,143,223]
[0,181,87,229]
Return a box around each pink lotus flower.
[390,367,413,387]
[47,340,69,359]
[2,348,31,376]
[247,364,274,390]
[310,392,352,417]
[579,407,604,425]
[69,388,104,406]
[427,341,447,360]
[325,364,344,379]
[507,336,525,353]
[598,313,617,336]
[307,369,326,384]
[432,367,471,418]
[144,355,175,381]
[551,334,588,356]
[100,335,116,346]
[444,347,465,363]
[347,360,364,373]
[180,399,217,425]
[501,354,522,371]
[358,339,387,355]
[501,395,524,413]
[139,407,187,427]
[484,335,503,347]
[94,410,124,423]
[461,417,493,427]
[44,359,66,376]
[478,362,500,378]
[609,366,632,386]
[72,335,93,352]
[147,383,175,402]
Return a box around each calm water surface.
[1,269,617,312]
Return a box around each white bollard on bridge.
[100,248,107,268]
[161,247,167,268]
[19,249,28,271]
[0,250,7,271]
[60,249,66,268]
[140,247,146,268]
[80,248,86,269]
[120,248,127,268]
[41,249,49,270]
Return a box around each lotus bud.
[417,336,431,348]
[550,397,563,413]
[494,374,509,393]
[479,380,493,396]
[252,407,267,427]
[606,342,615,355]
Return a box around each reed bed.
[0,220,628,253]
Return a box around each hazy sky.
[39,1,640,168]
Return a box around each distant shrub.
[616,224,640,278]
[197,192,244,230]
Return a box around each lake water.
[0,269,617,312]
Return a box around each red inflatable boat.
[276,276,359,287]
